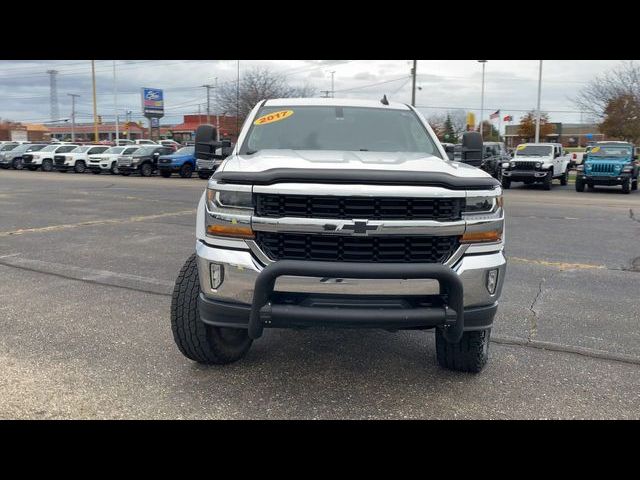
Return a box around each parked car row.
[443,139,637,193]
[0,141,233,179]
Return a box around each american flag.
[489,109,500,120]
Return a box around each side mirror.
[195,124,225,160]
[461,131,483,163]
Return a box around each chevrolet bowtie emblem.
[339,220,380,236]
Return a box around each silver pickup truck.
[171,98,506,372]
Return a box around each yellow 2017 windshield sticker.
[254,110,294,126]
[591,146,600,153]
[516,145,526,150]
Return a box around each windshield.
[0,144,18,151]
[57,145,78,153]
[27,144,46,152]
[241,105,441,157]
[588,145,632,157]
[11,144,35,153]
[175,146,194,155]
[134,146,155,156]
[104,147,125,154]
[71,146,91,153]
[515,145,553,157]
[40,145,59,152]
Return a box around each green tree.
[442,114,458,143]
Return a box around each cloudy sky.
[0,60,632,131]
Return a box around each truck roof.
[263,97,410,110]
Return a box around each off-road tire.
[171,254,253,364]
[575,178,585,192]
[179,163,193,178]
[435,327,491,373]
[622,178,631,194]
[560,168,568,186]
[140,162,153,177]
[160,170,172,178]
[198,172,210,180]
[501,178,511,189]
[543,171,552,190]
[42,159,53,172]
[74,160,86,173]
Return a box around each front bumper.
[195,240,506,337]
[53,163,72,171]
[157,164,181,173]
[117,165,139,173]
[196,159,222,174]
[502,169,549,182]
[578,172,631,185]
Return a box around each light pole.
[67,93,80,142]
[113,60,119,145]
[535,60,543,143]
[91,60,99,142]
[329,71,336,98]
[478,60,488,137]
[411,60,417,107]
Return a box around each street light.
[478,60,488,137]
[535,60,543,143]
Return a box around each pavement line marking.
[508,257,605,271]
[0,256,174,296]
[0,209,196,238]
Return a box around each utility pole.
[214,77,219,131]
[330,71,336,98]
[67,93,80,142]
[91,60,99,142]
[236,60,240,139]
[202,83,213,124]
[478,60,488,137]
[113,61,119,145]
[410,60,417,107]
[535,60,543,143]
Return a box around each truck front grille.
[513,161,538,170]
[590,163,615,173]
[255,194,463,221]
[54,155,66,165]
[22,155,33,164]
[255,232,459,263]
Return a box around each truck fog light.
[210,263,224,289]
[486,269,498,295]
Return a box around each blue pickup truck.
[576,141,639,194]
[157,146,196,178]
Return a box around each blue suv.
[576,142,639,194]
[157,146,196,178]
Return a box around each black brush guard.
[247,260,464,343]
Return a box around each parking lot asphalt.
[1,169,639,419]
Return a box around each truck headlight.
[206,188,253,210]
[622,165,633,173]
[535,162,542,168]
[502,162,510,169]
[465,195,502,214]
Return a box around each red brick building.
[170,114,241,143]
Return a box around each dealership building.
[503,123,611,147]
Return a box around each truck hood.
[513,155,553,161]
[220,149,490,179]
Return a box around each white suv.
[53,145,110,173]
[87,146,140,174]
[22,144,79,171]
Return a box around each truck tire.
[622,178,631,194]
[42,159,53,172]
[543,171,552,190]
[435,327,490,373]
[501,178,511,189]
[171,254,252,365]
[74,160,86,173]
[179,163,193,178]
[160,170,172,178]
[560,168,568,186]
[12,158,23,170]
[198,172,210,180]
[110,163,119,175]
[140,163,153,177]
[575,178,585,192]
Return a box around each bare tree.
[573,61,640,121]
[447,109,468,138]
[215,67,316,121]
